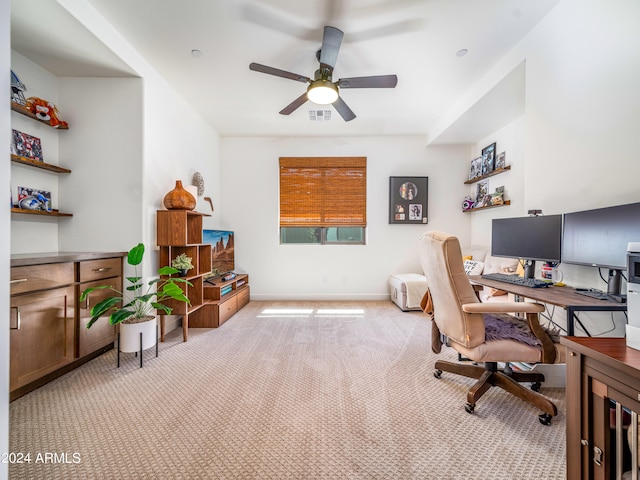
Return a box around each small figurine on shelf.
[25,97,68,128]
[11,70,27,106]
[462,196,474,211]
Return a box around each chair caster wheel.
[539,413,552,426]
[531,382,541,392]
[465,403,475,414]
[434,369,442,379]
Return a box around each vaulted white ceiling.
[11,0,561,138]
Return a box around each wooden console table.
[562,336,640,479]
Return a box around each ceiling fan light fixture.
[307,80,339,105]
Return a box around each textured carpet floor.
[9,301,566,479]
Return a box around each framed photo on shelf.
[17,186,51,212]
[469,157,482,180]
[495,151,506,170]
[389,176,428,224]
[481,142,496,175]
[475,179,489,207]
[12,129,43,161]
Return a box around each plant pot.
[178,268,189,277]
[119,316,157,353]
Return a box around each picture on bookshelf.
[481,142,496,175]
[495,151,506,170]
[12,129,43,161]
[17,186,51,212]
[469,157,482,180]
[475,179,490,207]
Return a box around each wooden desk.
[469,276,627,336]
[561,337,640,479]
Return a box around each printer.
[626,242,640,349]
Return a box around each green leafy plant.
[171,253,193,271]
[79,243,191,328]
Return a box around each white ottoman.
[389,273,428,311]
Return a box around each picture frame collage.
[466,142,507,210]
[468,143,507,181]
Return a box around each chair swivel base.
[433,359,557,425]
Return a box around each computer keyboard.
[480,272,552,288]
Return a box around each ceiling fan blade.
[249,63,310,83]
[279,92,309,115]
[332,96,356,122]
[337,75,398,89]
[319,26,344,70]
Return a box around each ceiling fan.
[249,26,398,122]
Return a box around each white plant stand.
[117,318,158,368]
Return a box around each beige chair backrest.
[418,231,485,348]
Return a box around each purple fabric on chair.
[483,313,542,347]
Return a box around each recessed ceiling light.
[456,49,468,57]
[191,49,203,58]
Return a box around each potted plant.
[171,253,194,277]
[79,243,191,353]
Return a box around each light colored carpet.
[9,301,566,479]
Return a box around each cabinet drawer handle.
[10,278,28,285]
[10,307,21,330]
[93,267,112,273]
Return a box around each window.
[279,157,366,245]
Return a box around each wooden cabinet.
[562,336,640,479]
[77,257,122,357]
[195,274,250,328]
[10,283,75,394]
[156,210,249,338]
[9,253,125,400]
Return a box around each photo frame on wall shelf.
[475,179,490,207]
[12,129,43,161]
[495,151,506,170]
[469,157,482,180]
[481,142,496,175]
[389,176,428,224]
[17,186,51,212]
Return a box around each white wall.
[466,0,640,336]
[1,0,10,476]
[221,136,469,299]
[58,77,144,252]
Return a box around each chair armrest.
[462,302,556,363]
[462,302,545,314]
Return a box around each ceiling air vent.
[309,109,332,121]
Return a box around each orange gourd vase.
[163,180,196,210]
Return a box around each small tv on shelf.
[203,229,235,276]
[491,214,563,279]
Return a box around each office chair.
[418,231,564,425]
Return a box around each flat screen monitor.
[562,202,640,295]
[203,229,235,276]
[491,215,563,278]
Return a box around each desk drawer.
[11,263,74,295]
[218,296,237,326]
[79,258,122,282]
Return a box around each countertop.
[11,251,127,267]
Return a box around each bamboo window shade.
[279,157,367,227]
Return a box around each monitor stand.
[523,259,536,279]
[607,269,627,302]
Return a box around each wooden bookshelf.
[11,208,73,217]
[11,102,69,129]
[11,154,71,174]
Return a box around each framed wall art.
[389,176,428,224]
[12,129,43,161]
[469,157,482,180]
[481,142,496,175]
